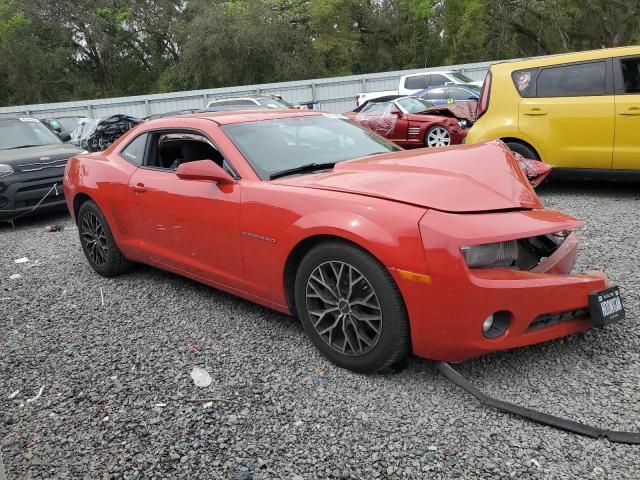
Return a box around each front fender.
[239,183,428,308]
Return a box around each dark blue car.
[413,84,481,106]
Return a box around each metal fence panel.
[0,59,503,118]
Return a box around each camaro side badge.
[242,232,276,244]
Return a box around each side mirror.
[57,132,71,142]
[176,160,236,185]
[469,95,479,100]
[390,108,402,116]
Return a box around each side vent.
[109,204,127,235]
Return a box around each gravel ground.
[1,179,639,479]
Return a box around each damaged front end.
[513,152,552,188]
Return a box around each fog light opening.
[482,310,511,339]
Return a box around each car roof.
[148,109,324,126]
[402,70,455,77]
[492,45,640,71]
[0,115,40,122]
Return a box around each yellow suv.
[466,46,640,170]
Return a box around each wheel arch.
[500,137,542,160]
[283,234,391,319]
[73,192,94,224]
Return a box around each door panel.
[613,56,640,170]
[613,96,640,170]
[387,114,409,144]
[127,168,243,287]
[518,96,614,168]
[519,60,614,169]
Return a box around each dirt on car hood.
[274,141,542,213]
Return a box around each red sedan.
[63,110,623,373]
[344,97,468,148]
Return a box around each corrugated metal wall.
[0,60,494,119]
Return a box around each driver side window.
[142,130,235,176]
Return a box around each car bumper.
[392,209,608,362]
[0,172,67,221]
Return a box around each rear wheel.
[504,141,539,160]
[294,241,410,373]
[78,200,133,277]
[425,126,451,147]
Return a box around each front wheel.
[425,126,451,147]
[78,200,133,277]
[294,242,410,373]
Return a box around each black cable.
[436,362,640,445]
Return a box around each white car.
[356,70,484,105]
[207,95,294,109]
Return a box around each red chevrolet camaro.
[343,96,468,148]
[63,110,623,373]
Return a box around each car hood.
[0,143,84,166]
[273,141,541,213]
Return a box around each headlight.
[0,164,14,178]
[457,119,470,128]
[461,240,518,268]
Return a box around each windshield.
[450,72,474,83]
[396,97,435,113]
[222,115,400,179]
[257,97,294,109]
[0,118,62,149]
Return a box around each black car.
[0,116,84,222]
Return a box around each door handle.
[524,108,547,116]
[131,183,146,193]
[619,107,640,116]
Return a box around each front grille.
[23,195,62,207]
[527,308,589,331]
[18,158,68,172]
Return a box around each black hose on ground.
[436,362,640,445]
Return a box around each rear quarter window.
[511,68,538,97]
[119,133,148,165]
[405,75,430,90]
[535,61,606,97]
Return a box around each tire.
[78,200,133,277]
[425,126,451,147]
[294,241,410,373]
[504,141,539,160]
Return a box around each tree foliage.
[1,0,639,106]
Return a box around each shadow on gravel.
[127,263,303,333]
[540,176,640,198]
[0,211,71,231]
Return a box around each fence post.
[87,104,93,118]
[144,99,151,117]
[203,93,208,107]
[361,78,367,93]
[311,83,317,103]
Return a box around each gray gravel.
[1,179,639,479]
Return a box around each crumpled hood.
[274,141,542,213]
[0,143,84,166]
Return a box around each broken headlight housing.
[0,164,14,178]
[461,231,574,270]
[461,241,518,269]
